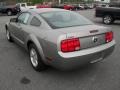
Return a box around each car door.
[12,12,30,45]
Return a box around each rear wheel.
[29,44,47,71]
[103,15,114,25]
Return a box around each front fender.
[5,22,9,30]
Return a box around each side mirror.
[10,18,18,22]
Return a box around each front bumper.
[49,40,115,70]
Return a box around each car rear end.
[39,10,115,70]
[43,25,115,70]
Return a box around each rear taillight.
[61,38,80,52]
[105,31,113,43]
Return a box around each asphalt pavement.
[0,9,120,90]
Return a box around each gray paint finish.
[5,8,115,70]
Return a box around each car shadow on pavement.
[40,62,101,80]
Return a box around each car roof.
[27,8,69,14]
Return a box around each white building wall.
[95,0,110,3]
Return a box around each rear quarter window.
[30,17,41,27]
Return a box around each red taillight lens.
[61,38,80,52]
[105,31,113,43]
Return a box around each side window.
[18,13,30,24]
[30,17,41,27]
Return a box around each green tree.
[31,0,43,4]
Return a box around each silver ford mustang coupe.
[5,8,115,71]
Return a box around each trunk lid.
[57,25,110,50]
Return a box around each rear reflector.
[61,38,80,52]
[105,31,113,43]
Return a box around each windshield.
[40,11,93,29]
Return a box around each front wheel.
[29,44,47,71]
[6,30,13,42]
[103,15,114,25]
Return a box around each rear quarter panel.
[38,30,66,62]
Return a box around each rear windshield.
[40,11,93,29]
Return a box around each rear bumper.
[49,40,115,70]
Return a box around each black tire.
[6,29,13,42]
[29,44,47,71]
[7,10,12,16]
[103,15,114,25]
